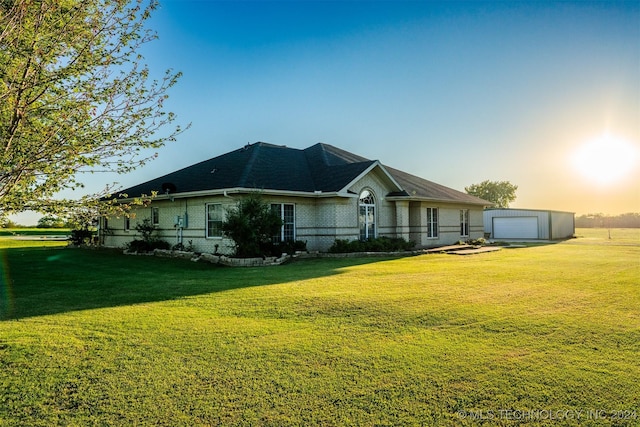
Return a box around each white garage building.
[483,209,575,240]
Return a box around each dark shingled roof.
[384,165,489,204]
[117,142,488,205]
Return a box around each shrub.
[172,240,195,252]
[261,240,307,257]
[466,238,486,246]
[328,237,414,253]
[70,228,94,245]
[221,192,283,258]
[126,239,170,252]
[126,218,170,252]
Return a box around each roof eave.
[385,195,491,206]
[112,187,353,203]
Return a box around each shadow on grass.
[0,247,388,321]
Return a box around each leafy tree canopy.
[465,180,518,208]
[0,0,185,217]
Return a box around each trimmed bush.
[126,239,170,253]
[465,237,487,246]
[261,240,307,257]
[70,228,94,245]
[328,237,414,253]
[126,218,170,253]
[172,240,195,252]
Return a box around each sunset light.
[571,135,638,185]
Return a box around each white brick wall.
[407,202,485,247]
[103,173,485,253]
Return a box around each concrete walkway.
[11,235,69,241]
[422,244,473,253]
[422,244,502,256]
[447,246,502,255]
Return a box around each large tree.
[0,0,184,216]
[465,180,518,208]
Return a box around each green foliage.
[329,236,415,253]
[0,218,18,228]
[126,238,170,253]
[126,218,169,252]
[465,180,518,208]
[221,193,283,258]
[69,228,94,246]
[458,237,487,246]
[36,215,65,228]
[65,207,99,245]
[172,240,195,252]
[0,0,186,216]
[261,239,307,256]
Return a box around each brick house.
[102,142,489,253]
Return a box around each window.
[426,207,438,238]
[206,204,223,238]
[460,209,469,237]
[271,203,295,242]
[359,189,376,240]
[151,207,159,226]
[124,216,130,231]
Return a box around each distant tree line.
[575,213,640,228]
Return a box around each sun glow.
[571,135,638,185]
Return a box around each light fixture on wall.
[161,182,177,202]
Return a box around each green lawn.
[0,229,638,426]
[0,228,70,236]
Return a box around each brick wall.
[103,178,485,253]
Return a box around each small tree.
[221,193,282,258]
[465,180,518,208]
[66,209,98,245]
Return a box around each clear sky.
[13,0,640,224]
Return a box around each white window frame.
[151,207,159,226]
[359,189,376,241]
[124,216,130,231]
[426,207,438,238]
[460,209,469,237]
[206,203,223,238]
[271,203,295,242]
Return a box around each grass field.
[0,229,638,426]
[0,228,70,236]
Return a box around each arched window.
[359,189,376,240]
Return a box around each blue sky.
[14,1,640,224]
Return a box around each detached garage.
[484,209,575,240]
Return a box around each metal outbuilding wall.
[483,209,575,240]
[549,211,576,239]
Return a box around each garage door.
[493,217,539,239]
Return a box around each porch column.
[395,200,410,241]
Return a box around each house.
[483,208,575,240]
[102,142,490,253]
